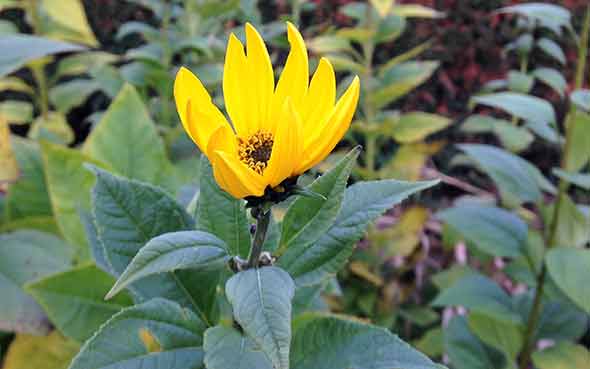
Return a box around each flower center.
[238,131,274,175]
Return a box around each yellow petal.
[245,23,275,133]
[174,67,227,148]
[296,76,360,173]
[264,98,303,187]
[223,33,250,137]
[206,123,237,159]
[184,100,230,154]
[271,22,308,124]
[211,150,267,198]
[302,57,336,148]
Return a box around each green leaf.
[499,4,571,34]
[29,112,74,145]
[2,331,80,369]
[116,21,160,41]
[203,326,273,369]
[536,38,566,64]
[41,0,98,46]
[375,15,406,43]
[55,51,119,78]
[106,231,228,299]
[225,266,295,369]
[391,4,445,18]
[0,76,34,95]
[461,114,534,152]
[82,84,173,188]
[26,264,133,342]
[49,79,100,113]
[444,316,506,369]
[0,101,33,124]
[471,93,556,136]
[41,141,106,261]
[547,194,589,248]
[4,137,52,221]
[69,298,206,369]
[432,274,522,324]
[391,112,451,143]
[0,19,18,35]
[571,89,590,112]
[195,157,250,258]
[565,110,590,171]
[533,67,566,97]
[552,168,590,190]
[308,35,352,54]
[437,205,527,258]
[279,179,438,286]
[532,342,590,369]
[467,312,523,359]
[507,70,533,94]
[371,61,438,109]
[545,248,590,314]
[0,230,73,334]
[459,144,555,205]
[291,314,441,369]
[279,147,360,254]
[90,167,228,325]
[0,35,85,77]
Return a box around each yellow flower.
[174,22,360,199]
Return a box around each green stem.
[247,208,271,269]
[518,7,590,369]
[28,0,49,120]
[160,2,173,126]
[361,7,377,178]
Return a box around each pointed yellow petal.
[264,98,303,187]
[245,23,274,132]
[184,100,231,154]
[271,22,309,124]
[223,33,251,137]
[174,67,227,149]
[296,76,360,174]
[206,123,237,158]
[302,57,336,148]
[211,150,266,198]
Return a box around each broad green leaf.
[431,264,478,290]
[279,147,360,254]
[533,67,566,97]
[203,326,273,369]
[459,144,555,205]
[280,179,438,286]
[371,61,438,109]
[532,342,590,369]
[90,167,225,324]
[0,76,34,95]
[88,64,125,98]
[467,312,523,360]
[83,84,172,187]
[507,70,533,94]
[325,53,365,74]
[195,157,250,258]
[41,141,105,261]
[565,110,590,171]
[55,51,119,78]
[41,0,98,46]
[69,298,206,369]
[80,211,112,274]
[225,266,295,369]
[29,112,74,145]
[461,114,534,152]
[291,314,441,369]
[471,93,556,136]
[547,194,589,248]
[391,112,451,143]
[0,231,73,334]
[391,4,445,18]
[536,38,566,64]
[414,327,443,358]
[0,118,18,183]
[0,35,84,77]
[552,168,590,190]
[307,35,352,54]
[26,264,133,342]
[499,4,571,34]
[432,274,522,324]
[375,15,406,43]
[444,316,506,369]
[3,332,80,369]
[369,0,393,17]
[0,19,18,35]
[437,205,527,258]
[107,231,228,299]
[116,21,160,41]
[571,89,590,112]
[49,79,100,113]
[4,138,52,221]
[0,100,33,124]
[380,141,443,181]
[546,248,590,314]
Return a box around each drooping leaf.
[203,326,273,369]
[106,231,228,299]
[41,0,99,46]
[533,67,566,97]
[0,35,84,77]
[225,266,295,369]
[0,231,73,334]
[279,147,360,254]
[536,38,566,65]
[291,314,441,369]
[280,179,438,286]
[195,157,250,258]
[26,264,133,342]
[545,248,590,314]
[68,298,206,369]
[437,205,527,258]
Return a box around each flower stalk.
[247,207,271,269]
